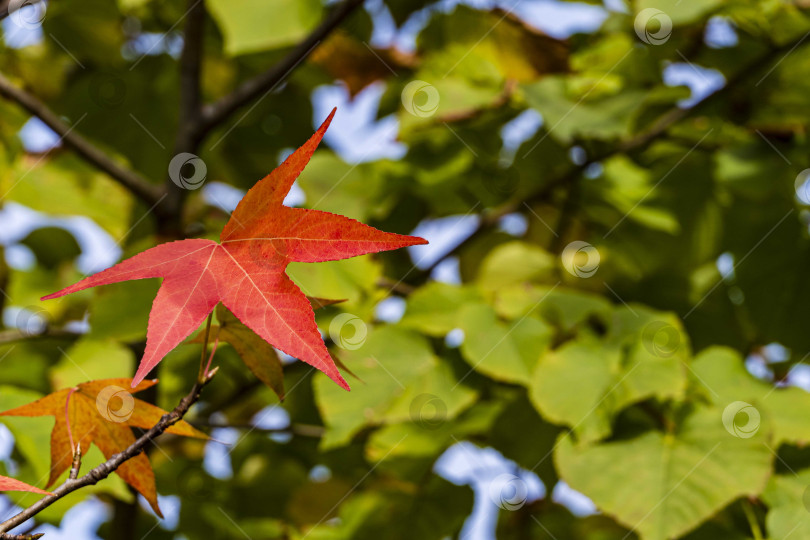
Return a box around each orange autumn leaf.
[0,378,206,517]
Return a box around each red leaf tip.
[315,107,337,138]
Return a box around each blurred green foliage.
[3,0,810,538]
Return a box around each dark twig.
[376,277,415,296]
[198,0,365,135]
[0,72,164,207]
[0,533,45,540]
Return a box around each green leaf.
[207,0,323,56]
[636,0,723,25]
[556,406,772,540]
[496,502,632,539]
[762,468,810,540]
[691,346,810,446]
[530,334,621,442]
[0,385,54,478]
[488,392,562,488]
[8,266,81,320]
[0,343,55,393]
[8,155,134,239]
[415,5,567,83]
[385,0,426,26]
[314,326,477,449]
[494,285,613,330]
[476,241,556,290]
[296,153,386,221]
[531,308,687,443]
[589,155,680,234]
[20,227,81,269]
[49,338,135,389]
[88,279,160,342]
[459,303,553,385]
[43,0,125,65]
[303,476,473,540]
[54,61,179,183]
[399,282,482,336]
[287,256,381,319]
[365,401,501,464]
[521,77,646,143]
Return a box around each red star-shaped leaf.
[43,109,427,390]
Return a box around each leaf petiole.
[742,499,764,540]
[197,312,214,384]
[203,329,221,380]
[64,388,78,455]
[69,443,82,481]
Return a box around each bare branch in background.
[175,0,206,150]
[161,0,209,233]
[199,0,366,135]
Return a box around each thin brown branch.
[0,371,217,534]
[198,0,365,135]
[0,72,165,207]
[376,277,415,296]
[0,533,44,540]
